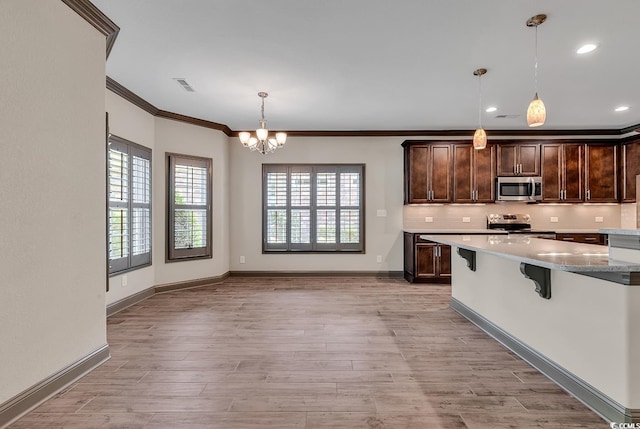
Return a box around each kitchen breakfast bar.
[423,230,640,424]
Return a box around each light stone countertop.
[599,228,640,236]
[404,229,508,234]
[421,234,640,273]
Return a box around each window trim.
[107,134,152,277]
[262,163,365,254]
[166,152,213,262]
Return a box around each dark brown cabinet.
[497,143,540,176]
[585,144,618,202]
[452,143,496,202]
[622,138,640,202]
[403,233,451,283]
[404,143,452,203]
[541,143,583,202]
[556,233,607,246]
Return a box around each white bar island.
[422,233,640,424]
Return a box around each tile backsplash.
[404,202,623,231]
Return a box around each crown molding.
[106,79,639,140]
[106,77,158,115]
[156,110,232,136]
[61,0,119,58]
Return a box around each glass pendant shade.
[248,137,258,148]
[473,127,487,150]
[256,127,268,141]
[275,132,287,146]
[527,93,546,127]
[238,131,250,145]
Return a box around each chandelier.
[239,92,287,154]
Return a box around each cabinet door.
[497,144,518,176]
[474,144,496,202]
[541,144,562,201]
[438,245,452,278]
[430,145,452,202]
[452,144,473,202]
[415,243,437,279]
[518,144,541,176]
[407,146,429,203]
[585,145,618,202]
[563,143,583,202]
[622,140,640,202]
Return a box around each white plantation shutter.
[168,154,212,260]
[108,136,151,274]
[263,164,364,252]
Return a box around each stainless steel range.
[487,213,556,239]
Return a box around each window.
[263,164,364,252]
[167,153,212,261]
[108,135,152,274]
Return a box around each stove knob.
[523,214,530,222]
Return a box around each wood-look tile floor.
[10,277,606,428]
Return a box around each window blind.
[263,164,364,252]
[107,136,152,274]
[167,154,212,260]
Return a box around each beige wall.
[153,118,230,285]
[105,90,156,305]
[105,94,231,302]
[229,136,405,272]
[0,0,107,403]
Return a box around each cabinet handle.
[585,237,597,242]
[586,189,591,200]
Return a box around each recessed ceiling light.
[615,106,629,112]
[576,44,597,54]
[485,106,497,113]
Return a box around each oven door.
[497,177,542,201]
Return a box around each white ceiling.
[93,0,640,132]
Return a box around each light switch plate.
[550,217,559,223]
[595,216,604,223]
[377,209,387,217]
[462,217,471,223]
[425,217,433,223]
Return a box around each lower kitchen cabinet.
[555,233,607,246]
[404,232,451,284]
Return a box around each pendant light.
[472,68,487,150]
[526,14,547,127]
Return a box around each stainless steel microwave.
[496,176,542,202]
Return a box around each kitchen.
[3,0,640,428]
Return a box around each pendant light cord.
[477,73,483,128]
[534,25,539,94]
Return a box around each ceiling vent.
[173,78,195,92]
[495,114,520,119]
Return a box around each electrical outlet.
[425,216,433,223]
[550,217,559,223]
[376,255,382,263]
[240,256,246,264]
[595,216,604,223]
[376,209,387,217]
[462,217,471,223]
[121,275,127,287]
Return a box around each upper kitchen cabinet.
[452,143,496,203]
[622,137,640,202]
[403,142,452,204]
[497,142,540,176]
[585,143,618,202]
[541,143,583,202]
